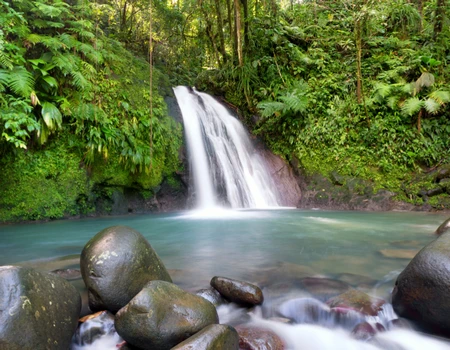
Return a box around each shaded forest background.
[1,0,450,221]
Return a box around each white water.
[173,86,279,209]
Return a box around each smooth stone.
[80,225,172,313]
[434,217,450,236]
[392,231,450,336]
[115,280,219,350]
[171,324,239,350]
[326,289,385,316]
[73,310,116,346]
[235,325,285,350]
[195,287,228,306]
[211,276,264,306]
[0,266,81,350]
[379,249,419,259]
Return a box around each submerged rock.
[235,325,285,350]
[392,232,450,336]
[115,280,218,350]
[297,277,352,301]
[351,322,385,341]
[277,297,331,324]
[80,225,172,313]
[379,249,419,259]
[0,265,81,350]
[211,276,264,306]
[327,290,385,316]
[171,324,239,350]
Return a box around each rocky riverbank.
[2,223,450,349]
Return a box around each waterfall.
[173,86,279,209]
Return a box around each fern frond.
[424,98,441,114]
[0,51,13,70]
[8,67,35,97]
[373,82,391,99]
[401,97,423,116]
[51,53,75,75]
[71,70,91,91]
[279,93,308,113]
[429,90,450,105]
[387,95,399,109]
[58,33,79,49]
[257,101,286,118]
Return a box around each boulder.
[171,324,239,350]
[211,276,264,306]
[434,217,450,236]
[235,325,285,350]
[0,266,81,350]
[115,280,218,350]
[80,225,171,313]
[195,287,228,306]
[326,289,385,316]
[392,232,450,335]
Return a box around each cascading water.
[173,86,279,209]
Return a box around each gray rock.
[326,289,385,316]
[211,276,264,306]
[0,266,81,350]
[115,280,219,350]
[80,225,172,313]
[171,324,239,349]
[392,232,450,336]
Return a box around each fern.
[401,97,423,116]
[257,101,286,117]
[71,70,91,91]
[424,98,441,114]
[8,67,35,97]
[279,93,308,113]
[429,90,450,105]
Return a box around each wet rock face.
[392,232,450,336]
[195,287,229,306]
[326,289,385,316]
[0,266,81,350]
[73,311,116,346]
[211,276,264,306]
[172,324,239,350]
[80,225,172,313]
[114,280,219,350]
[235,325,285,350]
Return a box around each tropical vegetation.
[1,0,450,221]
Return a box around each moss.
[0,140,91,221]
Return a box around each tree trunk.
[434,0,446,39]
[240,0,249,49]
[417,0,423,31]
[355,19,362,104]
[120,1,128,33]
[234,0,243,66]
[417,109,422,133]
[214,0,227,65]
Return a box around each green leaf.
[41,102,62,131]
[429,90,450,104]
[8,67,35,97]
[42,76,58,88]
[424,98,441,114]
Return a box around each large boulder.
[171,324,239,350]
[211,276,264,306]
[434,217,450,236]
[115,280,219,350]
[0,266,81,350]
[80,225,172,313]
[392,232,450,335]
